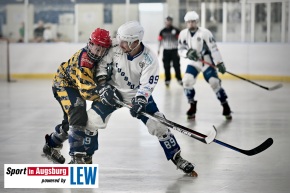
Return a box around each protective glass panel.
[226,2,242,42]
[204,2,222,41]
[254,3,267,42]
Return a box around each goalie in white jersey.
[85,21,197,176]
[178,11,232,120]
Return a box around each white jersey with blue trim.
[97,39,159,104]
[178,27,223,67]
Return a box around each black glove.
[130,96,147,119]
[216,62,226,74]
[186,49,199,61]
[96,83,118,107]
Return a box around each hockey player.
[42,28,112,164]
[84,21,197,176]
[178,11,232,120]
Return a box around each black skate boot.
[68,152,86,164]
[84,155,93,164]
[186,101,197,119]
[165,81,170,88]
[42,134,65,164]
[222,102,232,120]
[171,151,198,177]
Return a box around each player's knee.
[182,74,196,89]
[86,108,108,132]
[208,77,221,92]
[146,112,168,137]
[68,106,87,126]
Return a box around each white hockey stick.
[115,99,273,156]
[115,99,217,144]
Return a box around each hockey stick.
[115,100,273,156]
[212,127,273,156]
[199,59,283,91]
[115,100,217,144]
[156,113,273,156]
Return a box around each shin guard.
[159,131,180,160]
[49,124,68,147]
[84,130,99,156]
[68,126,86,156]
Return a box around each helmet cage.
[86,28,111,62]
[87,41,109,62]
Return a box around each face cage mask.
[86,44,109,63]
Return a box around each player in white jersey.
[178,11,232,120]
[85,21,197,176]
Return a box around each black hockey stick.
[116,100,273,156]
[115,100,217,144]
[200,59,283,91]
[154,113,273,156]
[212,127,273,156]
[225,71,283,91]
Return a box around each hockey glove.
[130,96,147,119]
[96,83,118,107]
[186,49,199,61]
[216,62,226,74]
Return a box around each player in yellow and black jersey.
[42,28,112,164]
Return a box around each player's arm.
[175,27,180,39]
[94,49,121,107]
[178,30,189,58]
[158,30,163,55]
[130,56,159,119]
[204,30,226,73]
[137,57,159,101]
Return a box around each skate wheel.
[225,115,232,120]
[187,115,195,120]
[190,171,198,177]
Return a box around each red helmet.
[90,28,111,48]
[87,28,112,62]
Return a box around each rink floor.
[0,78,290,193]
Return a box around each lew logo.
[70,166,98,185]
[4,164,99,188]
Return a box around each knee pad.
[159,131,180,160]
[69,106,87,127]
[145,112,168,138]
[208,77,221,93]
[86,108,110,131]
[182,73,196,89]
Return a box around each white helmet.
[184,11,199,22]
[117,21,144,45]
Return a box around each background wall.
[8,42,290,80]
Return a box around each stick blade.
[242,138,274,156]
[268,83,283,91]
[205,126,217,144]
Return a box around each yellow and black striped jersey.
[53,48,100,101]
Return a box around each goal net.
[0,38,10,82]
